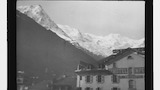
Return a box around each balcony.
[75,64,109,72]
[75,69,112,76]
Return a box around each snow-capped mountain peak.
[17,5,144,60]
[17,5,57,30]
[17,5,72,41]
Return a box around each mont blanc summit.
[17,5,144,60]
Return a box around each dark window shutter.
[85,76,87,82]
[80,76,82,80]
[111,75,113,83]
[102,75,104,83]
[117,76,120,83]
[90,75,93,83]
[90,88,93,90]
[96,75,98,82]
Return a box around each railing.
[75,68,108,72]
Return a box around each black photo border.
[7,0,153,90]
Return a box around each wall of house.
[117,75,144,90]
[108,53,145,90]
[77,75,144,90]
[77,75,112,90]
[108,53,144,68]
[76,53,145,90]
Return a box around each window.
[111,87,120,90]
[134,67,144,74]
[86,76,90,82]
[98,64,105,69]
[129,80,136,89]
[112,75,119,83]
[96,75,104,83]
[80,76,82,80]
[127,56,133,60]
[98,75,102,82]
[86,75,92,83]
[77,64,84,70]
[123,68,128,74]
[105,65,108,70]
[85,87,93,90]
[77,87,82,90]
[128,67,132,75]
[113,63,117,68]
[96,87,102,90]
[85,87,90,90]
[17,78,23,83]
[87,65,93,70]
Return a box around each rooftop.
[75,47,145,72]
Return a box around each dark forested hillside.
[17,11,97,79]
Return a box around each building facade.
[17,71,28,90]
[75,48,145,90]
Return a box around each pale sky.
[17,1,145,39]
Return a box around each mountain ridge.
[17,10,98,77]
[17,5,144,60]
